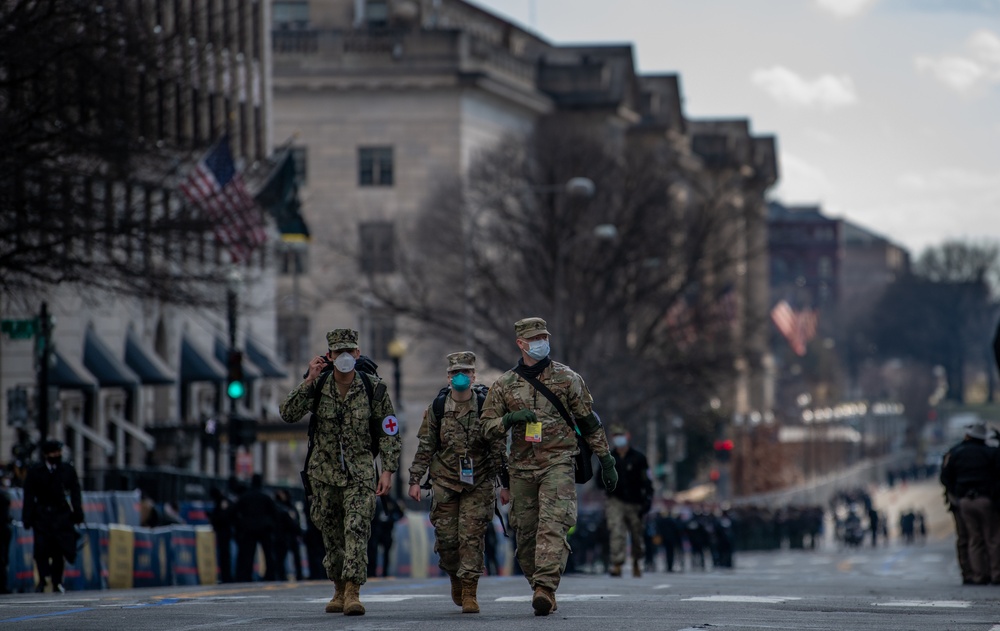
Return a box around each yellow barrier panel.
[195,526,217,586]
[107,525,135,589]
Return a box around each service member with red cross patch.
[280,328,401,617]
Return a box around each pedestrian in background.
[274,488,304,581]
[599,424,652,578]
[21,439,83,593]
[209,486,236,583]
[280,328,401,616]
[408,351,508,613]
[940,421,1000,585]
[481,317,617,616]
[367,494,403,578]
[233,473,280,582]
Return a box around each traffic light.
[226,350,246,399]
[713,439,734,463]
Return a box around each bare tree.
[0,0,265,309]
[363,125,756,431]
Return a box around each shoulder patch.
[382,415,399,436]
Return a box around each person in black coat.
[0,486,10,594]
[232,473,280,582]
[22,440,84,593]
[273,488,304,581]
[209,487,236,583]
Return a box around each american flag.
[770,300,818,356]
[180,136,267,264]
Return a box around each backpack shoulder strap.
[432,387,449,422]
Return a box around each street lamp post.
[226,268,243,476]
[387,338,407,500]
[552,222,617,359]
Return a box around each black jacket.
[22,461,84,531]
[601,447,653,506]
[940,438,999,498]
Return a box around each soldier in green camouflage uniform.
[481,317,618,616]
[279,329,401,616]
[407,351,508,614]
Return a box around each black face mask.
[46,456,61,465]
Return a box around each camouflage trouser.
[309,478,376,585]
[606,496,644,566]
[509,462,576,591]
[430,480,495,579]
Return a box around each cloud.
[915,29,1000,93]
[750,66,859,109]
[773,153,834,202]
[815,0,879,17]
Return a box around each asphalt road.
[2,535,998,631]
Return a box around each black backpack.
[307,355,387,459]
[431,382,490,426]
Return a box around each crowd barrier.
[4,491,514,591]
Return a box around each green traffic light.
[227,380,246,399]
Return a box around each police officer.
[601,425,653,577]
[21,439,84,593]
[408,351,508,613]
[280,329,401,615]
[940,421,1000,584]
[481,317,617,616]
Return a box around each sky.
[472,0,1000,257]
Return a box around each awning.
[84,328,140,388]
[125,330,176,385]
[48,349,98,390]
[65,418,115,455]
[108,415,156,450]
[180,336,226,382]
[214,338,262,380]
[245,337,289,379]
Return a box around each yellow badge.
[525,421,542,443]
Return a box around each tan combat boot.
[343,582,365,616]
[324,580,346,613]
[633,560,642,578]
[461,577,480,614]
[449,574,463,606]
[531,586,555,616]
[609,564,622,577]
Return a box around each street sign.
[1,318,37,340]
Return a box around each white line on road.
[872,600,971,608]
[653,584,671,590]
[495,594,620,602]
[682,596,802,604]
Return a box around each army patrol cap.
[326,328,360,352]
[446,351,476,372]
[514,317,549,339]
[609,424,627,436]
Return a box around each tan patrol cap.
[446,351,476,372]
[514,317,549,339]
[326,329,359,352]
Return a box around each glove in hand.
[599,453,618,492]
[503,409,537,430]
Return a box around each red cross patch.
[382,415,399,436]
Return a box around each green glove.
[503,409,537,430]
[599,453,618,492]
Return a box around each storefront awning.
[65,418,115,455]
[84,329,140,388]
[49,349,98,390]
[245,337,289,379]
[109,415,156,450]
[180,336,226,383]
[124,330,176,385]
[214,338,262,380]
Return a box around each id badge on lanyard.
[525,421,542,443]
[459,455,474,485]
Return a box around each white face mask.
[333,352,356,373]
[612,435,628,449]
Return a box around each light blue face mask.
[450,372,471,392]
[526,339,550,361]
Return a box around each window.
[368,309,396,359]
[279,246,308,276]
[365,1,389,29]
[358,147,394,187]
[359,221,396,273]
[277,314,311,365]
[273,1,309,29]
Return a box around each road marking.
[682,596,802,604]
[0,608,94,623]
[872,600,971,608]
[496,594,620,602]
[808,557,832,565]
[653,584,671,590]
